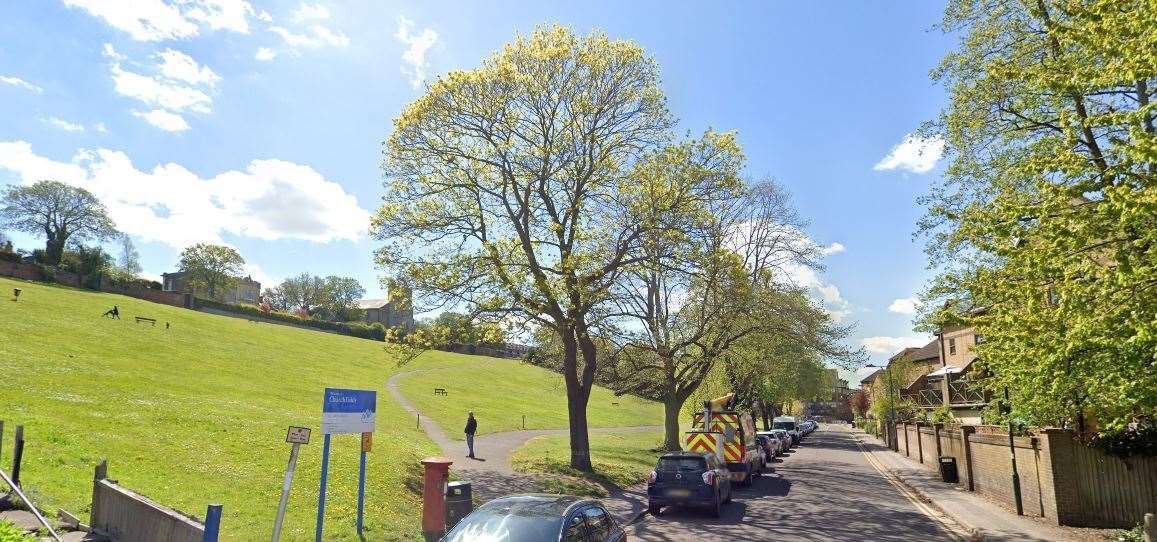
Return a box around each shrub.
[0,520,34,542]
[195,298,388,341]
[0,251,21,263]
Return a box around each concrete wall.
[91,464,206,542]
[896,424,1157,528]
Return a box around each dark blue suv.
[646,451,732,517]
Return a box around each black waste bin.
[445,480,473,530]
[938,456,959,483]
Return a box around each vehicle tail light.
[647,470,657,485]
[702,471,715,486]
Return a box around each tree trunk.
[562,329,595,471]
[662,395,684,451]
[45,236,66,267]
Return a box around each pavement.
[849,429,1112,542]
[386,369,659,521]
[627,424,970,541]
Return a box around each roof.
[355,298,391,309]
[476,494,594,516]
[908,339,941,363]
[660,451,712,459]
[860,369,882,385]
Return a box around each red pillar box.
[421,457,453,541]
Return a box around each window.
[658,457,706,471]
[948,338,956,355]
[563,514,588,542]
[582,506,611,539]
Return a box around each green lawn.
[0,277,509,541]
[394,360,663,438]
[511,430,666,490]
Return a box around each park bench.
[134,317,156,326]
[434,388,447,396]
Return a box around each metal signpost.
[271,426,311,542]
[315,388,376,542]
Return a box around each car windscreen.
[658,456,706,471]
[443,507,563,542]
[772,421,796,430]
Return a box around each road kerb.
[850,431,979,541]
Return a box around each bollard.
[11,425,24,487]
[420,457,453,541]
[203,504,223,542]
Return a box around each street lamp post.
[866,363,898,451]
[1004,387,1024,515]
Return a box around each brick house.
[161,271,261,304]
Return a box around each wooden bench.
[433,388,447,396]
[134,317,157,326]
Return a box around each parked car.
[442,494,626,542]
[755,434,779,465]
[763,429,792,452]
[647,451,732,518]
[773,416,802,444]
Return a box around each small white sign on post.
[287,426,311,444]
[321,388,377,434]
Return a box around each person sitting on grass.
[102,305,120,319]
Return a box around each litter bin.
[445,481,473,530]
[938,456,959,483]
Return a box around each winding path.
[386,369,659,520]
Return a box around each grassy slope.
[510,431,666,489]
[395,360,662,438]
[0,277,664,540]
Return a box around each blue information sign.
[321,388,376,434]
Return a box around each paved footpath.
[628,424,970,541]
[386,370,659,522]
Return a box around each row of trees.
[916,0,1155,438]
[372,26,863,467]
[262,274,366,321]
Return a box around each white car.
[772,416,802,444]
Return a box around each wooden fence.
[897,423,1156,529]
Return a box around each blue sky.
[0,1,954,377]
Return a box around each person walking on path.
[465,412,478,458]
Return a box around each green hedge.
[195,298,387,341]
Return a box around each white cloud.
[256,10,273,22]
[182,0,255,33]
[393,16,437,89]
[874,133,944,174]
[888,297,923,315]
[63,0,199,41]
[44,117,86,132]
[0,140,371,249]
[94,123,109,134]
[242,262,277,288]
[63,0,255,41]
[1,75,43,94]
[132,109,190,132]
[270,24,350,48]
[292,3,330,22]
[255,47,277,61]
[861,335,930,354]
[820,242,845,256]
[155,49,220,87]
[111,63,212,113]
[101,43,126,62]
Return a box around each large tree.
[373,26,689,471]
[610,179,861,450]
[918,0,1156,435]
[0,180,118,266]
[178,243,245,299]
[118,234,142,276]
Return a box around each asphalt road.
[626,424,965,541]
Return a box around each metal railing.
[949,379,986,405]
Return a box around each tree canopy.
[0,180,118,266]
[918,0,1156,436]
[178,243,245,299]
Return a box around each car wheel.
[648,504,661,516]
